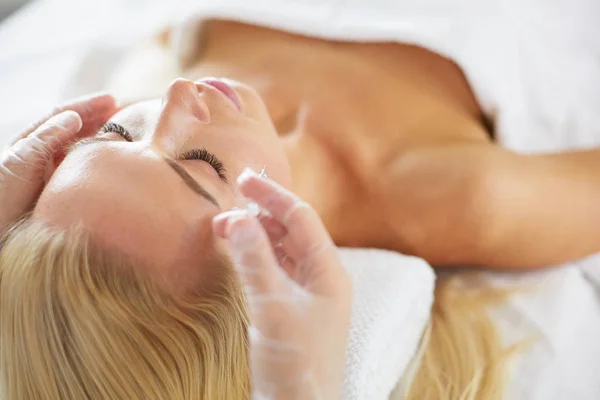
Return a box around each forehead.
[35,142,221,286]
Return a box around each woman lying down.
[1,4,599,400]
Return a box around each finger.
[11,93,118,145]
[237,168,334,263]
[9,111,83,172]
[237,169,344,295]
[213,208,288,246]
[225,212,286,297]
[75,94,120,138]
[273,245,296,278]
[259,214,288,246]
[65,93,118,125]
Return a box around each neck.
[283,133,349,236]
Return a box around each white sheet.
[1,1,600,399]
[484,261,600,400]
[170,0,600,155]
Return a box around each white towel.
[338,248,435,400]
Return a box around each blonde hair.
[405,278,516,400]
[0,219,250,399]
[0,219,512,400]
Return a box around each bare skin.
[110,20,600,269]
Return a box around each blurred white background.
[0,0,179,145]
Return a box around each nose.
[151,78,210,153]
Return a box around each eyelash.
[99,123,227,182]
[100,122,133,142]
[181,148,228,181]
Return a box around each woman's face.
[34,78,291,288]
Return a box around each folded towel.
[338,248,435,400]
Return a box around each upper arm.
[371,143,516,267]
[373,143,600,269]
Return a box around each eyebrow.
[68,137,221,209]
[163,156,221,209]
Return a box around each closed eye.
[100,122,133,142]
[66,122,133,153]
[73,122,228,184]
[180,148,228,183]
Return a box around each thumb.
[225,213,286,297]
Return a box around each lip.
[199,78,243,112]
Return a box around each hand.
[213,168,352,400]
[0,93,118,235]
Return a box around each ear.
[169,14,207,71]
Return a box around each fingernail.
[81,92,119,113]
[246,201,261,217]
[213,208,248,224]
[48,110,82,131]
[213,209,249,238]
[228,215,260,249]
[237,167,259,185]
[81,91,116,103]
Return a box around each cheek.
[202,123,291,185]
[258,140,292,188]
[230,143,290,187]
[264,157,292,188]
